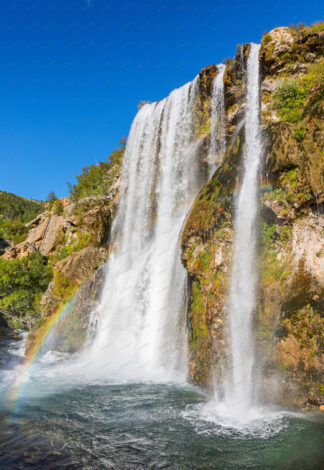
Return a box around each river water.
[0,334,323,469]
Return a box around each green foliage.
[0,190,44,244]
[262,33,272,45]
[53,270,76,300]
[261,249,288,288]
[262,187,285,202]
[273,80,307,122]
[54,199,64,215]
[46,191,57,202]
[54,231,92,261]
[311,21,324,32]
[68,137,126,202]
[0,252,53,327]
[273,59,324,123]
[279,225,292,244]
[191,280,204,315]
[282,304,322,350]
[195,249,212,271]
[293,124,308,142]
[261,223,277,248]
[301,59,324,117]
[281,168,297,188]
[0,190,43,222]
[190,280,208,346]
[0,218,28,245]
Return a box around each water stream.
[85,77,203,381]
[208,63,226,174]
[223,43,262,414]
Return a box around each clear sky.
[1,0,322,200]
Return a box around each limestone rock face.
[3,212,64,259]
[181,24,324,408]
[292,214,324,284]
[20,186,119,353]
[64,196,114,246]
[55,246,109,285]
[260,26,324,76]
[37,196,117,320]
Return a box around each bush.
[261,223,277,248]
[54,199,64,215]
[294,124,308,142]
[0,217,28,244]
[262,33,272,45]
[273,80,307,122]
[0,252,53,327]
[311,21,324,33]
[68,137,126,202]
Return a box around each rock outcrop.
[181,24,324,408]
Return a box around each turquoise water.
[1,335,323,469]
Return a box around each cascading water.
[208,64,226,174]
[224,43,262,413]
[86,77,204,380]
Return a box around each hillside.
[0,190,44,247]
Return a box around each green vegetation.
[53,199,64,215]
[278,225,292,244]
[282,304,322,349]
[0,191,43,222]
[0,252,53,328]
[190,280,208,346]
[273,59,324,124]
[289,21,324,36]
[194,249,212,271]
[0,190,44,244]
[293,124,308,142]
[261,249,288,289]
[262,33,272,45]
[68,137,126,202]
[273,80,307,122]
[302,59,324,117]
[261,223,277,248]
[53,231,92,261]
[0,218,29,246]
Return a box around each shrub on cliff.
[68,137,126,202]
[0,252,53,328]
[273,80,307,122]
[273,59,324,122]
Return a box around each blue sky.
[0,0,322,200]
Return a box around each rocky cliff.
[181,24,324,408]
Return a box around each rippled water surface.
[1,334,323,469]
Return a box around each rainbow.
[6,294,76,411]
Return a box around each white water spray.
[86,78,203,380]
[224,43,262,413]
[208,64,226,174]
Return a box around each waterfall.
[224,43,262,412]
[208,64,226,175]
[86,77,203,380]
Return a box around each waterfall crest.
[86,78,203,380]
[224,43,262,412]
[208,64,226,174]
